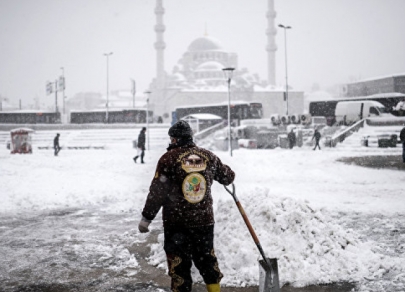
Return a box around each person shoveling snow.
[138,120,235,292]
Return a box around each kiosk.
[10,128,34,154]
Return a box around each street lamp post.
[103,52,113,123]
[278,24,291,115]
[60,67,65,116]
[222,67,235,157]
[144,91,151,151]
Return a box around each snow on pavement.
[0,136,404,291]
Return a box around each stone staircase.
[326,123,403,152]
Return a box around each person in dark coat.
[312,128,321,150]
[133,127,146,163]
[53,133,61,156]
[287,129,296,149]
[400,126,405,163]
[138,120,235,292]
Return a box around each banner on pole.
[46,82,53,95]
[131,79,136,96]
[58,76,65,91]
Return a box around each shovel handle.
[224,184,271,268]
[225,185,260,244]
[224,184,276,284]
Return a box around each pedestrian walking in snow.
[312,128,321,150]
[400,126,405,163]
[138,120,235,292]
[287,129,296,149]
[53,133,61,156]
[133,127,146,163]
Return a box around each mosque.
[148,0,304,123]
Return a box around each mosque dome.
[188,36,224,52]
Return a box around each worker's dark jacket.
[400,127,405,143]
[137,131,146,150]
[54,136,59,148]
[313,131,321,141]
[142,142,235,229]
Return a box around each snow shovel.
[224,183,280,292]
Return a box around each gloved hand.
[138,217,151,233]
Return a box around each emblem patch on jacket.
[181,154,207,173]
[182,173,206,203]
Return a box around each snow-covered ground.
[0,125,404,291]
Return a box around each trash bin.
[296,130,303,147]
[378,134,397,148]
[361,137,369,147]
[278,134,289,149]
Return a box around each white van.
[335,100,390,125]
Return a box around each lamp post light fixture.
[144,91,151,151]
[222,67,235,157]
[278,24,291,115]
[103,52,113,123]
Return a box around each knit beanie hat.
[168,120,193,138]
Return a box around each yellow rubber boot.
[206,283,220,292]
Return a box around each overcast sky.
[1,0,404,107]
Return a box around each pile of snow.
[148,188,404,288]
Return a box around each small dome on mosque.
[172,72,185,81]
[195,61,224,72]
[188,36,224,52]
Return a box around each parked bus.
[0,110,60,124]
[173,101,263,125]
[70,108,152,124]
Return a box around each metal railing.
[193,121,226,141]
[327,119,365,147]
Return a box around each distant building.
[148,0,304,122]
[65,92,102,111]
[342,73,405,97]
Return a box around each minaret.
[154,0,166,89]
[266,0,277,86]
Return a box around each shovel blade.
[259,258,280,292]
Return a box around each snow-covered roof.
[342,92,405,101]
[10,127,35,134]
[195,61,224,72]
[337,100,386,106]
[176,100,261,109]
[1,109,56,113]
[70,107,147,113]
[182,113,222,120]
[346,72,405,84]
[305,91,335,101]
